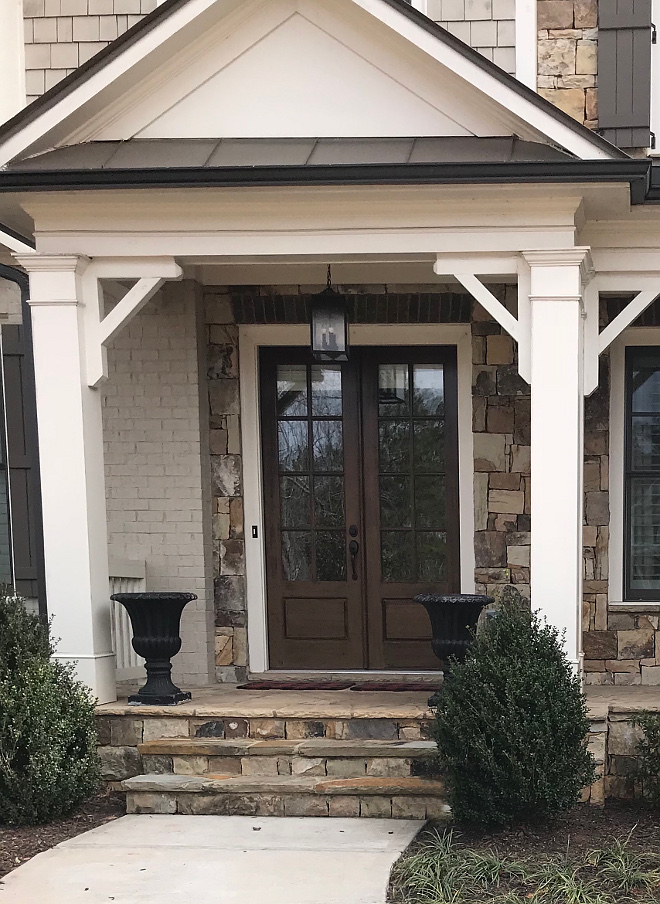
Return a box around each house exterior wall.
[22,0,153,103]
[425,0,516,74]
[102,280,215,687]
[537,0,598,128]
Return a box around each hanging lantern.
[310,266,349,361]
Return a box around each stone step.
[137,738,439,779]
[122,773,449,819]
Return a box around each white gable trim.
[0,0,617,166]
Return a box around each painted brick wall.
[102,280,215,687]
[426,0,516,74]
[22,0,152,103]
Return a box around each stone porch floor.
[97,684,660,721]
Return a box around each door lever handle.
[348,540,359,581]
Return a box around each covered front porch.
[9,172,660,703]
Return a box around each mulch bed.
[451,800,660,860]
[0,789,125,879]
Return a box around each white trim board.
[609,328,660,607]
[239,322,475,673]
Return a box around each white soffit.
[0,0,618,164]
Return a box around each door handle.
[348,540,359,581]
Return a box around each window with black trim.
[625,346,660,599]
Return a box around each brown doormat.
[350,682,442,692]
[237,680,354,691]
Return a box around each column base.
[53,652,117,704]
[128,690,192,706]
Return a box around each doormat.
[237,680,354,691]
[350,682,442,692]
[237,680,441,691]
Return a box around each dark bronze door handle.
[348,540,359,580]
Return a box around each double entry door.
[260,346,460,670]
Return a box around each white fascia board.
[0,0,615,166]
[352,0,616,160]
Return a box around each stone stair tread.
[138,738,437,758]
[122,772,445,796]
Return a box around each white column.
[16,254,116,703]
[523,249,592,670]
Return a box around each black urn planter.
[110,591,197,705]
[415,593,494,667]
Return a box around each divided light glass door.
[260,346,460,670]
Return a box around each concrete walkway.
[0,816,422,904]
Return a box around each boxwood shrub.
[434,600,596,828]
[0,590,100,825]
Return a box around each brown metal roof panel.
[206,138,317,167]
[307,138,414,164]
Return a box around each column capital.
[13,253,90,275]
[522,248,594,284]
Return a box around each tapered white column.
[16,254,115,703]
[523,249,592,670]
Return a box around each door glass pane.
[278,421,309,471]
[629,478,660,590]
[413,420,445,472]
[378,362,447,582]
[311,365,342,416]
[378,364,409,416]
[381,531,415,582]
[379,420,411,472]
[417,532,447,582]
[282,531,312,581]
[632,362,660,412]
[314,476,344,527]
[280,476,311,528]
[413,365,444,416]
[316,531,346,581]
[415,476,446,529]
[312,420,343,471]
[277,365,308,416]
[380,476,412,528]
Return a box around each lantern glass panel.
[310,292,348,361]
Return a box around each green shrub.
[433,600,596,828]
[0,588,52,676]
[0,590,99,825]
[633,711,660,804]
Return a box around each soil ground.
[0,789,125,879]
[449,801,660,860]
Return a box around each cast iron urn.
[111,591,197,705]
[414,593,493,668]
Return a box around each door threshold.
[249,670,442,684]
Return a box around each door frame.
[240,322,475,673]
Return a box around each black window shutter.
[598,0,653,147]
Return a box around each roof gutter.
[0,158,652,202]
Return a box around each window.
[624,347,660,598]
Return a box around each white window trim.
[515,0,537,91]
[609,327,660,607]
[240,322,476,673]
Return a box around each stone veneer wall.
[103,280,215,687]
[537,0,598,128]
[204,289,248,684]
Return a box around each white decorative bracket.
[434,255,531,382]
[583,275,660,395]
[83,257,182,387]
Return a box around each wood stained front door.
[260,346,460,670]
